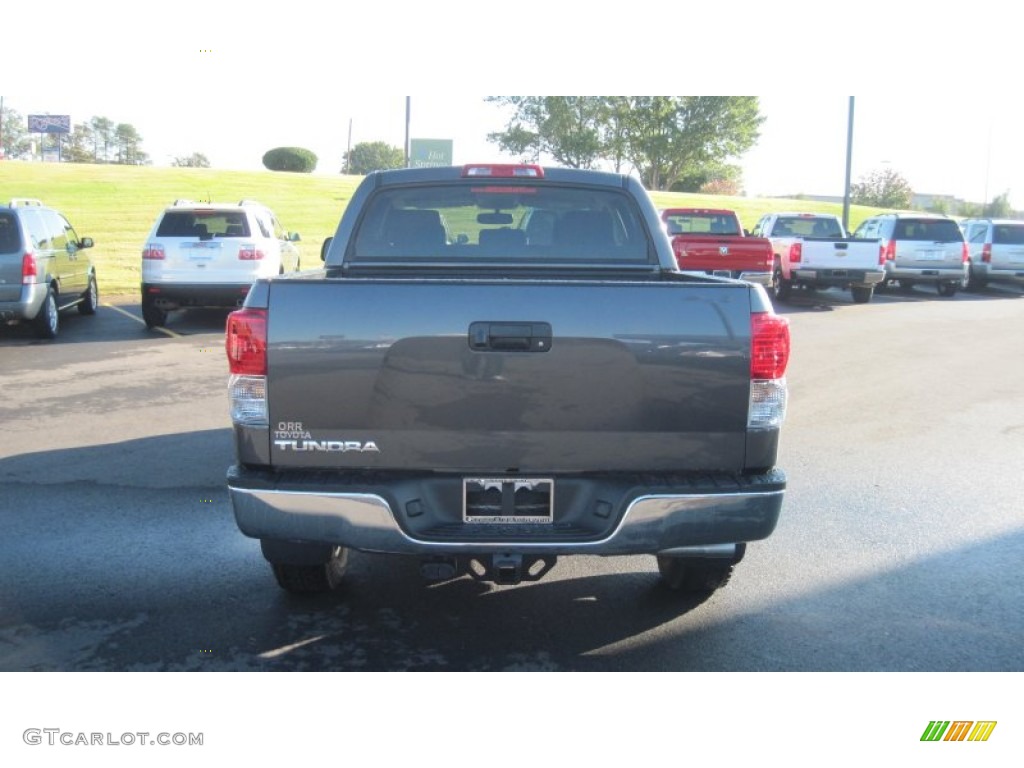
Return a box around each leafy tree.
[263,146,318,173]
[984,191,1012,218]
[623,97,764,191]
[486,97,606,169]
[173,152,211,168]
[0,105,33,159]
[343,141,405,174]
[62,122,96,163]
[90,116,115,162]
[850,168,913,208]
[114,123,147,165]
[670,161,742,193]
[485,96,763,190]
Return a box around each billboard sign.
[28,115,71,133]
[410,139,453,168]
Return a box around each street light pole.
[842,96,855,233]
[405,97,411,168]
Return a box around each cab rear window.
[775,216,843,238]
[664,213,739,235]
[351,183,652,265]
[156,211,251,239]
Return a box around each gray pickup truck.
[225,164,790,598]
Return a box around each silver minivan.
[960,218,1024,291]
[0,199,98,338]
[853,213,968,297]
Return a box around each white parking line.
[102,302,183,339]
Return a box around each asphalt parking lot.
[0,284,1022,671]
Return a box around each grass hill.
[0,161,887,296]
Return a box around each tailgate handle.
[469,322,552,352]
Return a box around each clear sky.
[3,2,1020,207]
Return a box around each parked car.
[852,213,968,297]
[751,212,884,303]
[141,199,301,327]
[959,218,1024,291]
[660,207,773,287]
[0,198,98,339]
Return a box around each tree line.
[485,96,764,192]
[1,104,149,165]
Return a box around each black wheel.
[657,544,745,595]
[79,275,98,315]
[32,286,59,339]
[851,285,873,304]
[937,282,958,298]
[898,279,916,294]
[965,264,987,292]
[657,556,735,594]
[771,268,792,301]
[271,546,349,594]
[141,295,168,328]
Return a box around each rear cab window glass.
[776,216,843,238]
[351,182,653,265]
[156,210,251,238]
[663,213,739,235]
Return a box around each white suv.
[852,213,968,297]
[141,200,301,327]
[959,218,1024,291]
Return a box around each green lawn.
[1,161,887,297]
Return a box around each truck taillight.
[21,253,38,284]
[750,313,790,380]
[226,308,267,375]
[238,245,265,261]
[978,243,988,263]
[788,242,802,263]
[882,240,896,262]
[227,308,268,427]
[749,312,789,430]
[142,244,165,260]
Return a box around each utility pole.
[404,97,411,168]
[842,96,855,233]
[345,118,352,174]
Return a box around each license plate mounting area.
[463,478,554,524]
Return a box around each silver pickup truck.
[225,165,790,599]
[752,212,884,303]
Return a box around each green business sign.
[410,139,453,168]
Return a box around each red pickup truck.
[661,208,773,287]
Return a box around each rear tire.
[32,286,59,339]
[141,295,168,328]
[270,546,349,594]
[937,282,958,298]
[965,264,987,292]
[79,275,98,315]
[657,544,745,595]
[771,268,792,301]
[851,285,873,304]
